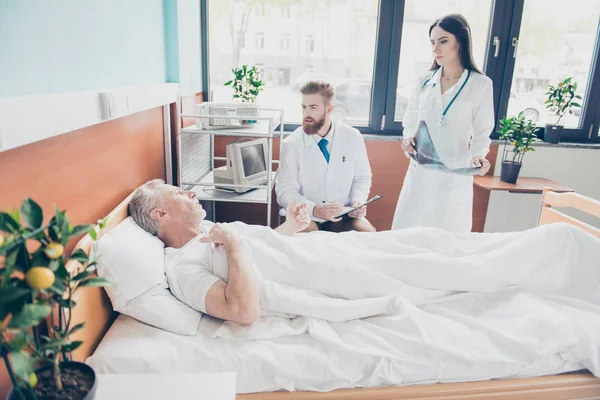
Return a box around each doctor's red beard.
[302,110,327,134]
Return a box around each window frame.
[200,0,600,142]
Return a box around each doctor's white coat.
[276,121,372,220]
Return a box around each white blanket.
[210,222,600,381]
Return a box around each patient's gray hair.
[128,179,165,235]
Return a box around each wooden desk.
[474,176,574,194]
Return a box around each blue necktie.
[318,138,330,163]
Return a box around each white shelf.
[186,170,277,204]
[178,107,284,226]
[180,109,283,138]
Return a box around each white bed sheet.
[87,223,600,394]
[86,308,592,395]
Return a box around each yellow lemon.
[0,235,4,247]
[25,267,55,289]
[44,242,64,259]
[28,372,38,388]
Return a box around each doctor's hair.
[300,80,336,104]
[129,179,166,235]
[429,14,483,74]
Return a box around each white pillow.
[95,216,201,335]
[118,286,201,335]
[95,217,166,308]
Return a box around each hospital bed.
[66,188,600,399]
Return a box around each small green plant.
[224,64,264,103]
[498,112,538,164]
[0,199,112,400]
[545,77,582,126]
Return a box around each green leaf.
[0,212,20,233]
[69,249,89,263]
[11,351,34,382]
[49,225,60,242]
[78,277,115,287]
[21,198,43,229]
[42,339,70,349]
[73,270,91,281]
[88,229,97,241]
[47,259,60,272]
[7,333,28,352]
[224,80,233,86]
[62,341,83,353]
[0,287,30,305]
[8,304,52,329]
[69,322,85,335]
[57,298,76,308]
[47,284,64,296]
[71,224,94,237]
[54,263,69,280]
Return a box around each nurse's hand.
[314,202,344,222]
[401,137,416,158]
[348,201,367,219]
[472,156,491,176]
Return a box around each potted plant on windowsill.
[1,198,112,400]
[544,77,582,144]
[224,64,264,103]
[498,112,538,184]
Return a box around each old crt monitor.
[213,139,269,193]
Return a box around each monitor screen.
[240,144,267,177]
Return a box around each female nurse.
[392,14,494,233]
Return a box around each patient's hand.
[286,200,311,233]
[200,224,239,248]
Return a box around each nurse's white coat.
[392,68,495,232]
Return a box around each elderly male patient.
[129,179,311,325]
[129,180,600,328]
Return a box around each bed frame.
[66,188,600,399]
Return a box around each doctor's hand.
[285,200,311,233]
[348,201,367,219]
[401,137,416,158]
[472,156,491,176]
[314,201,344,222]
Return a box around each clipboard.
[334,195,383,219]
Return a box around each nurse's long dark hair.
[429,14,483,74]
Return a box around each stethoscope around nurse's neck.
[419,68,471,126]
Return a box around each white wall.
[484,146,600,232]
[0,0,166,98]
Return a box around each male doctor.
[276,80,375,232]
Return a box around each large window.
[208,0,380,125]
[203,0,600,142]
[508,0,600,127]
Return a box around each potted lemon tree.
[1,198,111,400]
[544,77,582,144]
[498,112,538,184]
